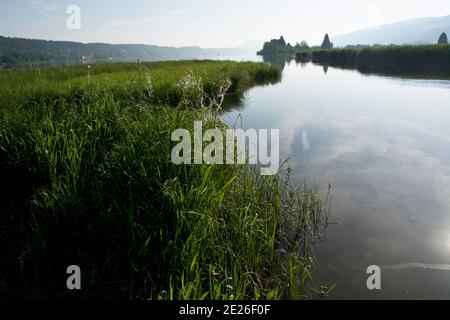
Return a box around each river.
[223,56,450,299]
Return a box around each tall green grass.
[0,61,328,299]
[0,60,280,112]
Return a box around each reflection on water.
[317,62,450,80]
[263,53,450,80]
[260,53,296,70]
[222,58,450,299]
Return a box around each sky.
[1,0,450,48]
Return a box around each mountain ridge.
[332,14,450,46]
[0,35,254,68]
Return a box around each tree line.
[258,32,448,56]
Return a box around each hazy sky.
[1,0,450,47]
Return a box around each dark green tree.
[438,32,448,44]
[258,36,288,55]
[300,41,309,49]
[295,41,310,50]
[321,34,333,49]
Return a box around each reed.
[0,60,329,299]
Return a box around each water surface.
[223,58,450,299]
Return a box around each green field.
[0,61,329,299]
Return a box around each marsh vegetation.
[0,61,329,299]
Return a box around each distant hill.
[0,36,253,68]
[332,15,450,47]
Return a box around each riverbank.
[310,44,450,66]
[0,61,329,299]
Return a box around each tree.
[258,36,288,55]
[295,41,310,51]
[438,32,448,44]
[321,34,333,49]
[295,41,309,49]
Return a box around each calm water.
[223,58,450,299]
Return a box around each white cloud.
[106,10,187,28]
[26,0,65,12]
